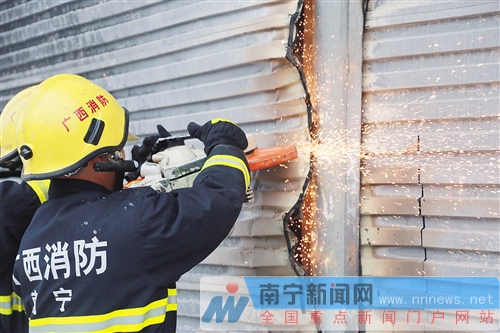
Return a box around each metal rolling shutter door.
[361,0,499,277]
[360,2,499,330]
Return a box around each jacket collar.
[48,178,112,199]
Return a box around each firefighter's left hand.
[187,118,248,155]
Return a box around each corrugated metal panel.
[0,1,310,332]
[361,0,499,284]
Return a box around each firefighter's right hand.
[126,125,171,181]
[131,125,171,164]
[187,118,248,155]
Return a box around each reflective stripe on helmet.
[201,154,250,189]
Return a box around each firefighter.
[0,86,50,333]
[12,74,250,332]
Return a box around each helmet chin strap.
[114,169,126,191]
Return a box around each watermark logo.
[200,276,500,331]
[201,281,249,323]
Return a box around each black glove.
[125,125,171,181]
[131,124,172,164]
[187,118,248,155]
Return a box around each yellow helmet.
[16,74,130,181]
[0,85,37,169]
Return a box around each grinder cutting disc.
[245,145,298,171]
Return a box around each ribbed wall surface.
[361,0,499,279]
[360,2,499,330]
[0,1,310,331]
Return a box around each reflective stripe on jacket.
[26,180,51,204]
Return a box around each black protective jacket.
[13,145,249,332]
[1,180,49,333]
